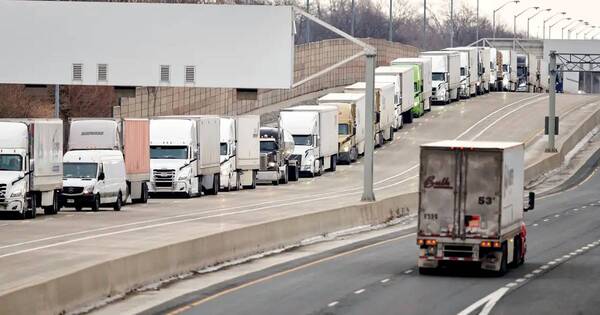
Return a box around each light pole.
[563,19,581,39]
[305,0,310,42]
[527,8,550,39]
[569,21,587,39]
[450,0,454,47]
[514,6,539,38]
[543,11,567,40]
[476,0,479,42]
[388,0,393,41]
[493,0,520,39]
[576,23,590,39]
[549,17,571,39]
[422,0,426,49]
[584,26,597,39]
[351,0,355,36]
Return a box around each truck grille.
[443,244,474,258]
[153,169,175,187]
[0,184,6,202]
[260,154,269,171]
[63,186,84,194]
[290,154,302,166]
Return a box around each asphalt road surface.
[150,150,600,315]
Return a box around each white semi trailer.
[390,57,433,112]
[420,51,461,104]
[417,140,535,275]
[500,49,518,91]
[445,47,479,97]
[0,119,63,218]
[344,81,396,145]
[280,105,338,177]
[149,116,221,197]
[488,47,498,91]
[219,115,260,191]
[374,66,414,127]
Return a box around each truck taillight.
[480,241,502,248]
[418,239,437,246]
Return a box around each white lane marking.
[328,301,339,307]
[505,282,517,288]
[554,214,560,218]
[540,265,549,270]
[354,289,365,294]
[468,96,548,140]
[457,287,509,315]
[532,269,542,274]
[515,278,526,283]
[0,176,420,259]
[532,223,538,227]
[404,269,414,274]
[582,206,587,209]
[454,94,543,140]
[381,278,390,283]
[574,208,579,212]
[543,219,550,222]
[524,274,534,278]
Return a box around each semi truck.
[488,47,498,91]
[318,93,366,163]
[344,81,396,145]
[280,105,338,177]
[417,140,535,275]
[219,116,260,191]
[516,54,529,92]
[0,119,63,218]
[62,118,150,211]
[500,49,518,91]
[390,57,433,113]
[445,47,479,97]
[420,51,461,104]
[478,47,491,94]
[375,66,414,128]
[257,125,298,185]
[149,116,221,197]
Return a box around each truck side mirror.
[524,192,535,212]
[98,172,105,181]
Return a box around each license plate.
[67,199,75,203]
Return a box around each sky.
[406,0,600,39]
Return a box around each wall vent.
[97,64,108,82]
[72,63,83,82]
[185,66,195,84]
[160,65,170,83]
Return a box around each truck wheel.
[24,194,36,219]
[91,194,101,212]
[272,177,280,186]
[243,170,257,189]
[510,235,524,268]
[495,243,508,276]
[377,133,384,147]
[207,175,220,195]
[389,127,394,141]
[315,160,323,176]
[351,147,358,162]
[43,193,59,215]
[235,173,242,191]
[329,155,337,172]
[75,204,82,212]
[402,112,413,124]
[279,168,289,184]
[113,192,122,211]
[418,267,434,275]
[288,165,299,182]
[140,183,149,203]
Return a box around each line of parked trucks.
[0,45,534,219]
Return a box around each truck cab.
[257,127,298,184]
[0,148,29,213]
[62,150,127,211]
[219,117,240,191]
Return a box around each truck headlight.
[10,189,23,198]
[178,169,191,180]
[267,161,277,168]
[83,185,94,194]
[340,143,350,152]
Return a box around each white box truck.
[390,57,433,112]
[489,47,498,91]
[500,49,518,91]
[417,140,535,275]
[345,81,396,145]
[149,116,221,197]
[280,105,338,177]
[375,66,414,128]
[318,93,366,163]
[0,119,63,218]
[445,47,479,97]
[219,115,260,190]
[62,118,150,211]
[420,51,461,104]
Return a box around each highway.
[147,136,600,315]
[0,92,598,312]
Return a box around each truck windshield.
[503,65,509,72]
[432,73,445,81]
[63,163,97,179]
[150,146,188,159]
[293,135,313,146]
[220,143,228,156]
[460,67,466,76]
[260,141,278,153]
[338,123,350,135]
[0,154,23,171]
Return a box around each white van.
[61,150,128,211]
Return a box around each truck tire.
[43,192,59,215]
[418,267,434,275]
[316,159,323,176]
[207,175,220,195]
[91,194,101,212]
[377,133,384,147]
[329,155,337,172]
[402,111,413,124]
[132,182,149,203]
[495,243,508,276]
[510,235,524,268]
[235,173,242,191]
[351,147,358,162]
[288,165,299,182]
[113,192,122,211]
[279,168,289,184]
[24,194,36,219]
[389,127,394,141]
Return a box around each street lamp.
[527,8,550,39]
[576,22,591,39]
[549,17,571,39]
[543,11,567,39]
[493,0,520,39]
[514,6,539,38]
[563,19,581,39]
[584,26,597,39]
[591,30,600,40]
[569,21,587,39]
